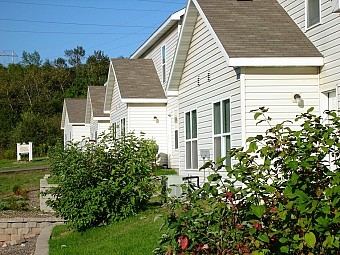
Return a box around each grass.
[0,157,50,171]
[0,169,50,196]
[49,207,165,255]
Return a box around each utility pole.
[0,50,18,65]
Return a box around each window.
[174,130,179,149]
[112,122,117,139]
[306,0,320,28]
[161,45,166,83]
[174,110,179,150]
[185,110,198,169]
[213,99,231,166]
[120,118,126,136]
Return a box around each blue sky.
[0,0,186,64]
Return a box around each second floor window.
[306,0,320,28]
[161,45,166,83]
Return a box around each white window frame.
[213,98,231,166]
[306,0,321,29]
[120,118,126,136]
[174,110,179,150]
[185,109,198,170]
[161,45,166,84]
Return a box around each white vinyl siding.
[110,79,128,134]
[306,0,321,29]
[167,96,180,169]
[244,67,320,138]
[278,0,340,111]
[128,104,167,165]
[213,99,231,166]
[141,27,180,91]
[178,14,242,177]
[185,109,198,170]
[63,111,90,146]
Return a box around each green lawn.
[0,157,50,171]
[49,207,165,255]
[0,169,50,196]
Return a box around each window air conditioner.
[332,0,340,13]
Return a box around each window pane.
[214,137,221,162]
[214,102,221,134]
[186,141,191,169]
[307,0,320,28]
[223,99,230,133]
[174,130,179,149]
[192,110,197,139]
[185,112,191,139]
[225,135,231,166]
[192,141,198,169]
[162,45,166,64]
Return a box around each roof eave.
[131,9,185,59]
[229,57,324,67]
[121,98,167,103]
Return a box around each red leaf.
[178,235,189,250]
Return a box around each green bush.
[155,108,340,255]
[47,131,158,231]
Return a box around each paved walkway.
[34,225,54,255]
[0,166,49,174]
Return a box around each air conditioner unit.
[332,0,340,13]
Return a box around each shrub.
[155,108,340,255]
[47,131,158,231]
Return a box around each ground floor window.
[213,99,231,166]
[120,118,126,136]
[185,109,198,169]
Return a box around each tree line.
[0,46,110,159]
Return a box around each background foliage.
[0,47,110,158]
[47,131,158,231]
[156,108,340,255]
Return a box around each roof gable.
[167,0,324,93]
[111,59,166,103]
[85,86,109,123]
[61,98,87,128]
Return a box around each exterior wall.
[63,113,90,146]
[278,0,340,109]
[178,14,242,179]
[90,111,98,140]
[244,67,320,138]
[110,80,128,135]
[143,25,181,90]
[167,96,179,169]
[98,121,111,137]
[63,111,72,146]
[128,103,168,166]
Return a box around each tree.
[64,46,85,67]
[21,51,42,66]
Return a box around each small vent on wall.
[207,70,211,82]
[197,75,200,86]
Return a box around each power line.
[0,18,158,28]
[0,0,171,12]
[0,29,151,35]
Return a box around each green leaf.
[304,232,316,248]
[280,246,289,253]
[251,205,266,218]
[258,233,270,243]
[279,237,288,243]
[254,112,262,120]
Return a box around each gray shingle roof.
[88,86,109,118]
[64,98,87,124]
[111,59,166,99]
[196,0,322,58]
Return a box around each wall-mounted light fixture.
[292,93,302,104]
[154,116,159,123]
